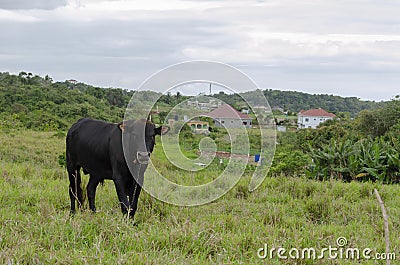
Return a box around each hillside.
[1,72,399,264]
[212,90,381,117]
[0,72,387,130]
[262,89,381,116]
[0,72,132,130]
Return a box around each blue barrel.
[255,154,260,162]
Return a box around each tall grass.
[0,129,399,264]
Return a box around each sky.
[0,0,399,101]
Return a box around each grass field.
[0,129,399,264]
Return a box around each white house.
[207,104,253,128]
[298,108,335,129]
[66,79,78,84]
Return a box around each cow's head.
[119,119,169,164]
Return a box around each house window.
[221,121,225,124]
[196,124,202,129]
[231,121,233,123]
[305,118,309,122]
[243,121,247,125]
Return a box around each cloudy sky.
[0,0,399,101]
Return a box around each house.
[66,79,78,84]
[186,121,209,134]
[272,106,284,114]
[187,99,222,111]
[298,108,336,129]
[207,104,252,128]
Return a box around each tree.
[45,75,53,83]
[163,92,172,105]
[355,99,400,138]
[176,91,182,103]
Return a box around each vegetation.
[1,129,399,264]
[212,90,381,117]
[0,71,385,131]
[262,89,381,117]
[272,98,400,183]
[1,71,399,263]
[0,72,133,130]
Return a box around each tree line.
[0,71,392,131]
[262,89,381,117]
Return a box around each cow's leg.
[130,184,142,219]
[67,166,82,213]
[129,173,144,219]
[126,178,136,218]
[87,176,100,212]
[113,178,131,215]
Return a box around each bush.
[269,148,311,176]
[58,152,66,168]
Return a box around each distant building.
[207,104,252,128]
[167,119,176,128]
[277,125,287,132]
[186,121,209,134]
[298,108,336,129]
[187,99,222,111]
[272,106,284,113]
[66,79,78,84]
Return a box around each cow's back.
[66,118,121,178]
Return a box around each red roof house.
[207,104,252,128]
[298,108,335,129]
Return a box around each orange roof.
[207,104,251,119]
[298,108,335,117]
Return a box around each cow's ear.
[155,126,170,135]
[118,122,125,132]
[123,120,136,133]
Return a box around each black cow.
[66,118,168,219]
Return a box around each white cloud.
[1,0,399,100]
[0,0,67,10]
[0,9,41,22]
[182,31,400,62]
[79,0,224,11]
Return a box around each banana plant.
[307,136,400,183]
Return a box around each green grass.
[0,129,399,264]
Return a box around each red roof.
[207,104,251,119]
[298,108,335,117]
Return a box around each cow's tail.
[74,169,81,207]
[68,167,83,210]
[66,149,83,211]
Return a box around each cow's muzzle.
[135,151,150,164]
